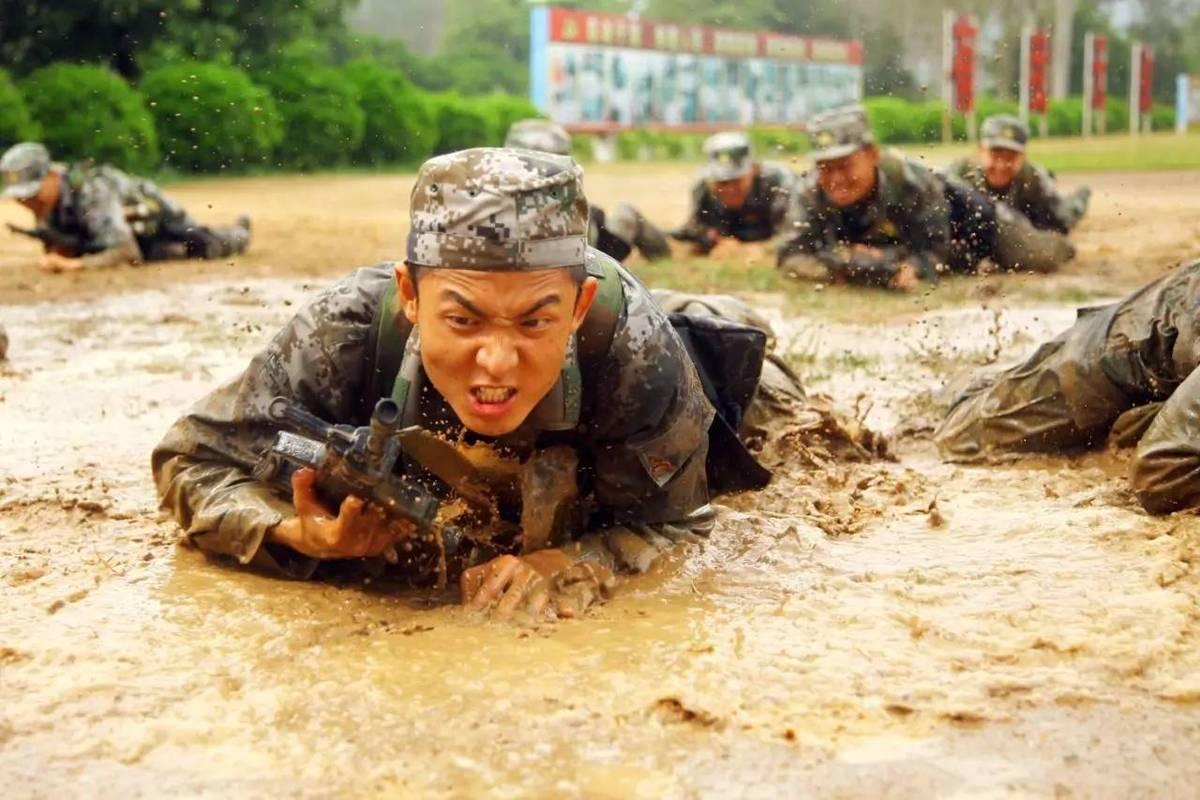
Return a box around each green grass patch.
[907,132,1200,173]
[630,258,782,294]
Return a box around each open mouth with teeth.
[471,385,517,407]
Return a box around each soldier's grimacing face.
[981,146,1025,190]
[816,147,879,208]
[397,265,599,437]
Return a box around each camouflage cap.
[406,148,588,271]
[702,131,754,182]
[1,142,51,200]
[504,119,572,156]
[980,115,1028,152]
[807,106,874,162]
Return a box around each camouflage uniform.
[671,132,795,253]
[947,115,1090,234]
[936,259,1200,514]
[1,142,250,269]
[153,148,794,581]
[504,119,670,263]
[776,106,1075,288]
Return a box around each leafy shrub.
[428,93,493,155]
[1104,97,1130,134]
[1150,104,1176,132]
[748,126,809,158]
[1046,97,1083,136]
[22,65,158,172]
[343,60,437,166]
[257,61,365,170]
[0,69,38,149]
[141,61,281,173]
[474,94,543,145]
[864,97,922,144]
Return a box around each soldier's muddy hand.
[268,468,415,560]
[38,252,84,273]
[461,550,615,619]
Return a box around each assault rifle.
[6,223,82,254]
[253,397,466,560]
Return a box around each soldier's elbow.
[1130,450,1199,515]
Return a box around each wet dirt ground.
[2,167,1200,797]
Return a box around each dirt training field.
[2,164,1200,797]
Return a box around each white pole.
[1130,41,1142,135]
[942,8,954,143]
[1178,73,1190,135]
[1082,32,1094,137]
[1019,21,1032,125]
[966,14,977,143]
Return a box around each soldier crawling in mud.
[670,131,795,255]
[1,142,250,273]
[776,106,1076,291]
[947,115,1091,234]
[153,148,852,620]
[505,119,671,264]
[937,258,1200,515]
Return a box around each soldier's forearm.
[81,239,143,270]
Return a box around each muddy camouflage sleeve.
[76,175,144,268]
[1020,164,1075,234]
[579,283,716,571]
[670,177,718,252]
[1132,366,1200,514]
[152,266,391,577]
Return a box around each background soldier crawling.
[504,119,670,264]
[948,115,1091,234]
[936,257,1200,516]
[670,131,795,255]
[152,147,850,620]
[776,105,1076,291]
[1,141,250,273]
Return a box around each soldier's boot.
[606,203,671,261]
[200,216,252,259]
[1063,186,1091,230]
[0,323,8,361]
[992,203,1075,274]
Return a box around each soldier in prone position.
[152,147,811,619]
[947,115,1090,234]
[936,257,1200,515]
[670,131,796,255]
[1,142,250,273]
[776,106,1076,291]
[504,119,671,264]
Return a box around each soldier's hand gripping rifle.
[6,223,83,255]
[253,397,465,563]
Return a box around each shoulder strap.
[363,269,414,421]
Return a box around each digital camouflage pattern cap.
[980,114,1029,152]
[807,106,874,162]
[703,131,754,182]
[504,119,572,156]
[406,148,588,271]
[1,142,51,199]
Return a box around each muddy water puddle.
[3,279,1200,797]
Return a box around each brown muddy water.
[2,280,1200,798]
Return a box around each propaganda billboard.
[529,6,864,131]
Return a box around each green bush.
[257,62,365,171]
[0,69,39,149]
[864,97,922,144]
[1046,97,1083,136]
[1104,97,1130,134]
[428,93,493,155]
[141,61,281,173]
[474,94,543,146]
[748,126,809,158]
[343,60,437,166]
[1150,104,1176,131]
[570,133,596,163]
[22,64,158,172]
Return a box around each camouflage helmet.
[980,115,1029,152]
[1,142,51,200]
[406,148,588,271]
[807,106,874,162]
[702,131,755,182]
[504,119,572,157]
